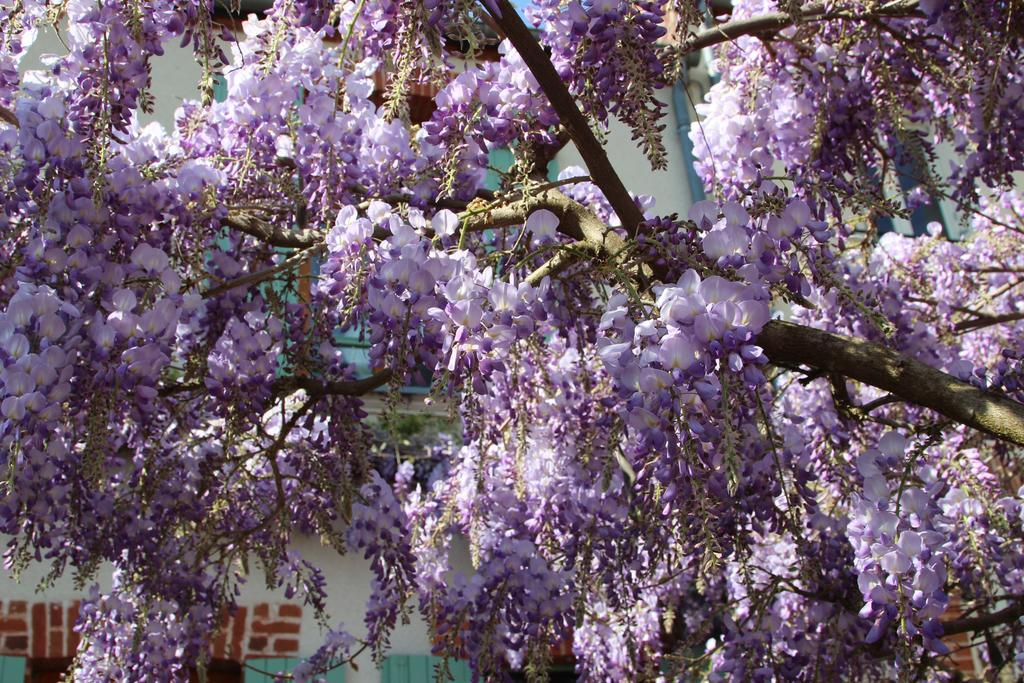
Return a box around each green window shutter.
[485,148,559,192]
[381,655,471,683]
[446,659,472,683]
[546,156,559,182]
[245,658,344,683]
[323,666,346,683]
[0,656,26,683]
[485,147,514,191]
[213,74,228,103]
[245,658,298,683]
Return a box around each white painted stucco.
[553,88,698,219]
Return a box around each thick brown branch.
[224,210,322,249]
[486,0,646,237]
[759,320,1024,447]
[683,0,921,53]
[462,189,623,248]
[525,240,600,285]
[955,311,1024,333]
[469,191,1024,447]
[159,370,392,401]
[941,599,1024,636]
[285,369,394,397]
[0,105,17,128]
[202,246,319,299]
[219,184,1024,450]
[858,394,901,414]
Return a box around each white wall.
[554,87,698,220]
[21,26,204,132]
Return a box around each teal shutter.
[327,667,347,683]
[671,79,706,205]
[245,658,344,683]
[245,658,298,683]
[547,155,559,182]
[485,148,558,191]
[485,147,515,191]
[334,323,373,379]
[893,155,947,238]
[381,655,471,683]
[213,74,228,103]
[0,656,26,683]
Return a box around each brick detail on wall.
[0,600,80,659]
[248,603,304,658]
[0,600,303,662]
[0,600,29,657]
[209,602,304,661]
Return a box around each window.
[876,143,951,239]
[245,657,343,682]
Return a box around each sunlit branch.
[484,0,647,237]
[682,0,923,53]
[201,245,321,299]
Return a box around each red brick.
[49,629,63,657]
[247,636,267,652]
[8,601,26,615]
[549,636,574,664]
[49,603,62,627]
[251,620,300,634]
[0,618,27,632]
[253,604,269,619]
[67,603,80,654]
[212,628,227,659]
[272,638,299,654]
[278,604,302,619]
[230,606,248,659]
[31,603,46,658]
[4,635,28,653]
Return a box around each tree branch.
[682,0,922,53]
[941,598,1024,636]
[955,311,1024,333]
[159,370,393,400]
[485,0,647,237]
[0,105,17,128]
[458,189,1024,448]
[283,369,394,397]
[858,394,901,414]
[202,245,320,299]
[525,240,600,285]
[217,173,1024,450]
[462,189,624,248]
[758,320,1024,447]
[224,210,321,249]
[224,180,586,249]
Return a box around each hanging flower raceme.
[847,432,956,654]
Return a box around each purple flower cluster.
[527,0,670,166]
[73,578,216,681]
[348,472,416,651]
[206,311,283,416]
[598,268,770,444]
[847,432,953,654]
